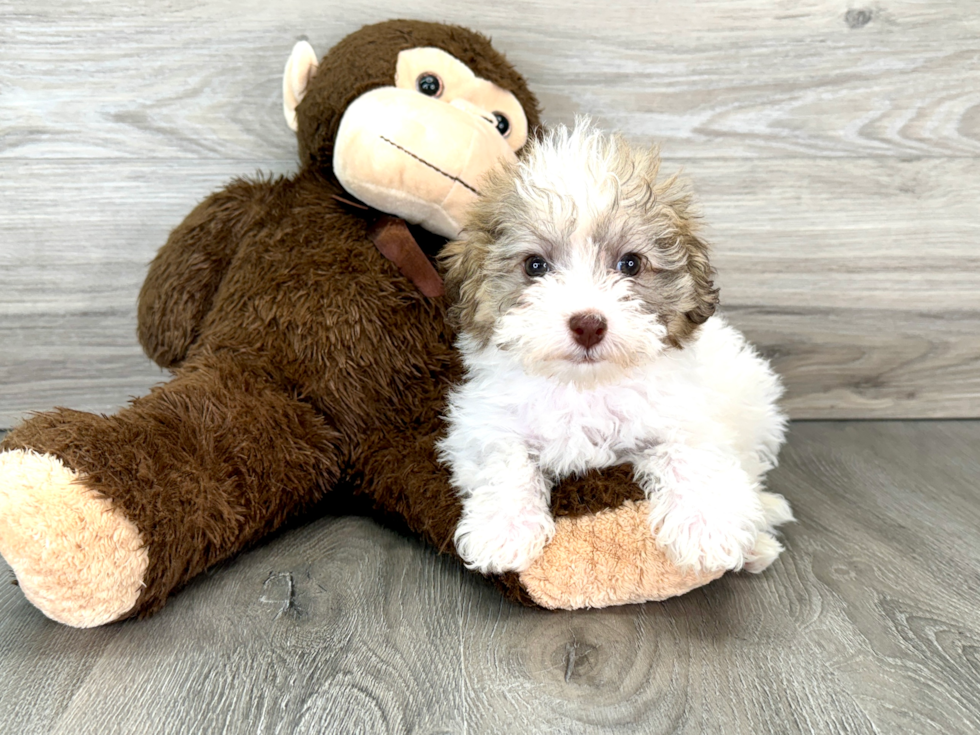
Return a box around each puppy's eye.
[524,255,551,277]
[617,253,643,277]
[416,73,443,97]
[493,112,510,137]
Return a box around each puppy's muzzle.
[569,312,607,349]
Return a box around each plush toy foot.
[0,450,148,627]
[518,500,723,609]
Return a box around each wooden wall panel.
[1,0,978,424]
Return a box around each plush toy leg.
[355,428,462,553]
[0,357,343,625]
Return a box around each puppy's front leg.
[449,442,555,574]
[635,442,767,574]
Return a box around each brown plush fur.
[1,20,668,617]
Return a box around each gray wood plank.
[3,422,979,733]
[731,307,980,419]
[692,157,980,313]
[0,515,465,735]
[2,1,978,160]
[0,159,290,428]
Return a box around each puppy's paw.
[759,491,794,529]
[743,531,784,573]
[649,495,761,574]
[657,519,757,574]
[454,505,555,575]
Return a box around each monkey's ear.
[283,40,319,132]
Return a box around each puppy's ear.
[684,232,719,326]
[667,230,719,346]
[438,232,491,337]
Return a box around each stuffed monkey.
[0,20,717,628]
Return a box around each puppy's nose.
[568,312,607,349]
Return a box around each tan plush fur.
[0,450,147,627]
[520,500,722,609]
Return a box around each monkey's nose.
[568,312,607,349]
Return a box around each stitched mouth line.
[379,136,481,196]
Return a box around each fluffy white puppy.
[438,120,793,577]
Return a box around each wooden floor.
[2,421,979,734]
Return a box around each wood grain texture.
[453,421,980,734]
[0,0,980,426]
[0,159,293,427]
[2,421,979,733]
[1,1,979,418]
[2,157,977,424]
[2,1,978,160]
[0,510,467,735]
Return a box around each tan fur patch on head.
[439,122,719,353]
[0,450,148,627]
[519,500,722,609]
[439,201,502,345]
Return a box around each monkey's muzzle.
[334,87,518,238]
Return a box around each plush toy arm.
[138,178,274,368]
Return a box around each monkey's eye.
[494,112,510,137]
[616,253,643,277]
[416,73,443,97]
[524,255,551,277]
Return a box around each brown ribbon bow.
[367,215,445,298]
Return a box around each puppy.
[438,120,793,577]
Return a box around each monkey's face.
[283,23,536,239]
[333,47,529,239]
